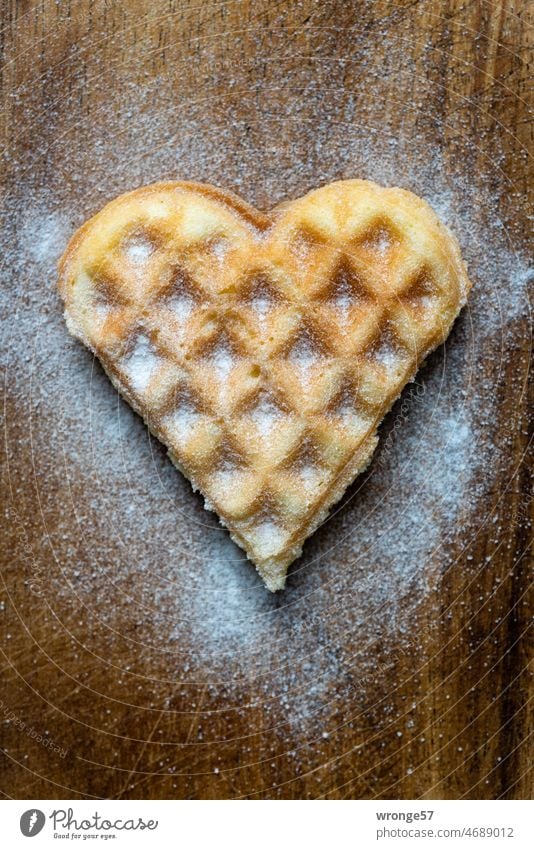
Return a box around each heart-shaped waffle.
[58,180,471,590]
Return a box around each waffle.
[58,180,471,591]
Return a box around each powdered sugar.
[330,279,354,321]
[1,8,531,756]
[249,521,289,559]
[208,339,235,382]
[121,334,160,393]
[166,293,195,324]
[287,329,324,392]
[163,402,202,443]
[249,394,284,437]
[298,464,324,491]
[249,293,272,323]
[123,235,154,265]
[288,334,321,369]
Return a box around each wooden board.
[1,0,532,800]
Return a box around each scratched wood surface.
[1,0,532,800]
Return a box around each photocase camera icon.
[20,810,46,837]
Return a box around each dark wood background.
[1,0,532,800]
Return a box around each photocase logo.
[20,809,45,837]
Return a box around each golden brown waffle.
[58,180,471,590]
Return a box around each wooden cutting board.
[1,0,532,800]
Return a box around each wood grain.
[1,0,532,800]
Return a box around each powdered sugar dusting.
[123,235,154,264]
[167,293,195,324]
[288,333,321,370]
[1,4,531,760]
[372,341,403,374]
[163,403,202,443]
[249,521,288,559]
[209,339,235,381]
[330,279,354,321]
[250,293,272,322]
[121,334,160,393]
[298,464,324,491]
[249,394,284,437]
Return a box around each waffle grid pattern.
[59,181,470,589]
